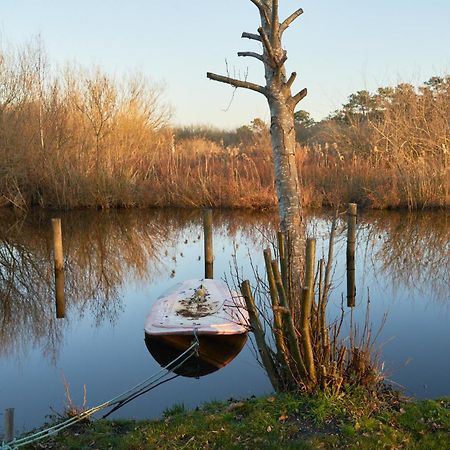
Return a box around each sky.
[1,0,449,129]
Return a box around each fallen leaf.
[279,414,288,422]
[267,426,272,432]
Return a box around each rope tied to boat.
[193,326,200,357]
[1,338,200,450]
[0,444,13,450]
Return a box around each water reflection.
[1,209,449,364]
[0,208,277,362]
[145,333,248,378]
[0,209,448,365]
[360,211,450,303]
[0,209,171,361]
[0,207,449,431]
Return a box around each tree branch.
[249,0,264,9]
[271,0,280,44]
[241,32,262,42]
[291,87,308,106]
[249,0,271,26]
[258,27,275,61]
[280,8,304,34]
[250,0,271,27]
[237,51,265,63]
[278,50,288,66]
[285,72,297,90]
[206,72,267,95]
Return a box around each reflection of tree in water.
[0,208,281,362]
[212,209,279,251]
[305,210,449,304]
[0,210,174,361]
[215,210,278,239]
[360,211,450,303]
[62,211,168,324]
[0,219,59,360]
[2,208,446,363]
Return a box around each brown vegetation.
[0,39,171,210]
[238,217,384,395]
[308,78,450,209]
[0,40,448,210]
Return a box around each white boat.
[144,278,249,377]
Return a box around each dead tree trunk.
[207,0,307,293]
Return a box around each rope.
[2,333,200,450]
[102,331,202,417]
[4,340,198,449]
[101,373,179,419]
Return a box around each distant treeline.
[0,39,448,210]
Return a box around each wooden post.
[4,408,14,443]
[203,209,213,279]
[263,248,289,367]
[346,203,357,307]
[300,287,317,385]
[318,212,338,356]
[271,260,307,379]
[263,248,279,308]
[52,218,65,318]
[240,280,280,391]
[323,211,338,304]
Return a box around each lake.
[0,208,449,436]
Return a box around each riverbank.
[21,390,450,449]
[1,143,448,211]
[0,41,448,212]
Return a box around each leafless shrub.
[238,216,385,394]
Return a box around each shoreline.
[16,390,450,449]
[1,203,449,213]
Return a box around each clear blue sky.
[1,0,449,128]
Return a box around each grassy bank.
[22,391,450,449]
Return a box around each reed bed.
[0,40,448,210]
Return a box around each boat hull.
[144,279,249,377]
[144,331,248,377]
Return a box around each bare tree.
[207,0,307,293]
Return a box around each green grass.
[23,393,450,449]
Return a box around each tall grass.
[0,39,448,210]
[300,144,449,209]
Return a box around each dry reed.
[0,39,448,210]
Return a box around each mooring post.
[240,280,280,391]
[4,408,14,443]
[203,209,213,279]
[52,218,65,318]
[346,203,357,307]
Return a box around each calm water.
[0,208,449,435]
